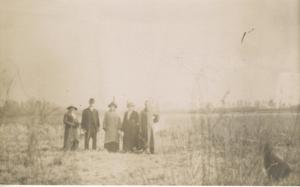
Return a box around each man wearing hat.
[81,98,100,150]
[122,102,139,152]
[63,106,79,151]
[103,101,122,152]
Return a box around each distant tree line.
[0,98,61,118]
[194,99,300,114]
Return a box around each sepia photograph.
[0,0,299,185]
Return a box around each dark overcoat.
[81,108,100,135]
[122,111,139,151]
[63,112,79,150]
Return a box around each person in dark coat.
[81,98,100,150]
[63,106,79,151]
[103,102,122,152]
[139,100,159,154]
[122,102,139,152]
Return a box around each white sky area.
[0,0,299,111]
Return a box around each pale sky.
[0,0,299,111]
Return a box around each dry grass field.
[0,111,299,185]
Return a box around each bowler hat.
[67,106,78,110]
[108,102,117,108]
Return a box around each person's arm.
[121,112,126,131]
[118,115,122,130]
[81,110,86,130]
[74,117,80,128]
[103,112,107,131]
[96,110,100,131]
[138,112,143,131]
[118,115,124,136]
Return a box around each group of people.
[63,98,159,154]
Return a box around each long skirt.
[104,142,119,152]
[63,125,79,151]
[123,125,139,152]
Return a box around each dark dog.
[263,143,291,181]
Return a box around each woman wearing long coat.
[103,102,122,152]
[63,106,79,151]
[122,102,139,152]
[139,101,159,154]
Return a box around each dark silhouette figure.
[81,98,100,150]
[122,102,139,152]
[263,143,291,181]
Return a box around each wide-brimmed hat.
[108,102,117,108]
[67,106,78,110]
[127,102,135,108]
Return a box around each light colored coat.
[103,111,122,144]
[140,108,159,153]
